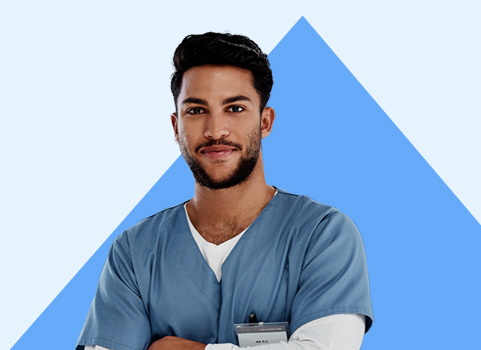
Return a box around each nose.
[204,112,229,140]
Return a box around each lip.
[200,146,236,159]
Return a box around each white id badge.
[235,322,289,347]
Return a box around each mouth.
[200,145,236,160]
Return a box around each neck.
[186,157,275,244]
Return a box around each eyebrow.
[181,95,252,106]
[221,95,252,105]
[181,97,207,105]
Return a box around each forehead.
[178,65,259,105]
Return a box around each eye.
[228,105,244,113]
[186,107,205,115]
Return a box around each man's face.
[171,65,273,189]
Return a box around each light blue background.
[1,2,480,349]
[9,18,481,349]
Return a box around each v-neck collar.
[171,188,284,310]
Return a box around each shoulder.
[273,188,361,244]
[274,188,352,225]
[114,202,187,252]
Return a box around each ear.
[171,113,179,143]
[260,107,275,138]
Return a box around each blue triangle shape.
[12,17,481,350]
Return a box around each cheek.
[178,129,200,152]
[179,121,201,140]
[178,130,189,147]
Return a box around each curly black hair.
[171,32,273,113]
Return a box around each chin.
[187,147,260,190]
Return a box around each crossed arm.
[85,314,365,350]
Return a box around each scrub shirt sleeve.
[289,210,373,335]
[76,233,151,350]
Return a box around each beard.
[179,127,262,190]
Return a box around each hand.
[148,335,207,350]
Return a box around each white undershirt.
[83,202,365,350]
[185,203,248,282]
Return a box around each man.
[77,32,373,350]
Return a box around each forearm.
[207,314,365,350]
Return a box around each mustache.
[195,139,243,153]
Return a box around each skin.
[171,64,276,245]
[149,65,276,349]
[148,336,206,350]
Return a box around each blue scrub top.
[77,189,373,350]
